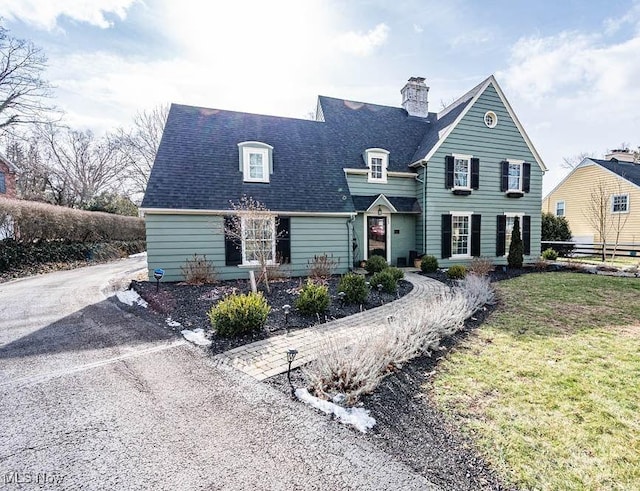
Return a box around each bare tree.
[5,135,52,202]
[117,104,168,198]
[0,26,58,135]
[224,195,280,293]
[561,152,591,170]
[41,125,128,207]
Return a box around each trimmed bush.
[296,279,331,315]
[208,292,270,337]
[370,269,398,294]
[420,255,438,273]
[446,264,467,280]
[338,273,368,304]
[542,248,558,261]
[387,266,404,282]
[365,255,388,274]
[508,216,524,269]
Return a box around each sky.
[1,0,639,194]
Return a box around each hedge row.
[0,197,145,243]
[0,239,146,273]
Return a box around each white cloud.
[413,24,423,34]
[337,23,390,56]
[0,0,136,30]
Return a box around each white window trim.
[240,216,276,266]
[452,153,472,190]
[555,200,565,217]
[366,148,389,183]
[506,159,524,193]
[484,111,498,128]
[611,193,630,214]
[242,147,270,183]
[450,211,472,259]
[503,212,524,257]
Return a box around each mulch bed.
[131,276,412,354]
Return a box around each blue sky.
[1,0,639,194]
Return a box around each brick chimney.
[605,148,635,163]
[401,77,429,118]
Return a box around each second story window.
[238,141,273,183]
[556,201,565,217]
[365,148,389,183]
[508,162,522,191]
[453,155,471,189]
[612,194,629,213]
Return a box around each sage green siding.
[417,84,543,266]
[346,174,416,197]
[351,212,416,266]
[145,214,350,281]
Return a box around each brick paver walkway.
[213,271,447,380]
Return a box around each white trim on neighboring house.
[555,200,566,217]
[611,193,630,214]
[140,208,355,217]
[363,209,392,263]
[410,75,547,172]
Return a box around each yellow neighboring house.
[543,150,640,244]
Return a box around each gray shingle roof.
[351,195,421,213]
[591,158,640,188]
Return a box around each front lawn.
[432,273,640,490]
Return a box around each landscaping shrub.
[508,216,524,268]
[469,257,493,276]
[542,212,574,257]
[296,279,331,315]
[307,253,340,282]
[541,248,558,261]
[446,264,467,280]
[305,275,495,404]
[181,254,216,285]
[370,269,398,294]
[365,255,388,274]
[387,266,404,282]
[208,292,270,337]
[337,273,368,304]
[420,254,438,273]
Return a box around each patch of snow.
[295,388,376,433]
[128,251,147,258]
[116,289,148,308]
[181,328,211,346]
[166,317,182,327]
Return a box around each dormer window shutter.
[522,215,531,255]
[500,161,509,192]
[470,158,480,190]
[224,216,242,266]
[522,163,531,193]
[275,217,291,264]
[445,156,454,189]
[441,214,452,258]
[496,215,507,256]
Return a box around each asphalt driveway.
[0,258,437,490]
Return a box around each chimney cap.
[407,76,426,83]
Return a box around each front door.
[367,216,387,259]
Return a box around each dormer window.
[365,148,389,183]
[238,141,273,183]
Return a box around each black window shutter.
[441,214,452,259]
[500,161,509,191]
[275,217,291,264]
[470,158,480,190]
[471,214,481,257]
[445,155,454,189]
[0,172,5,193]
[224,216,242,266]
[522,215,531,255]
[523,163,531,193]
[496,215,506,256]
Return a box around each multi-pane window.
[241,144,270,183]
[612,194,629,213]
[242,217,275,265]
[508,162,522,191]
[454,158,470,188]
[452,215,470,256]
[556,201,565,217]
[370,157,383,179]
[248,152,264,180]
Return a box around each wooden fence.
[541,241,640,259]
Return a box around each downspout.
[415,161,427,255]
[346,215,356,271]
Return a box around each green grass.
[431,273,640,490]
[559,255,640,268]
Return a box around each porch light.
[377,205,383,216]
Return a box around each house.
[0,152,18,199]
[542,150,640,244]
[141,75,546,281]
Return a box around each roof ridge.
[437,75,491,119]
[170,103,323,124]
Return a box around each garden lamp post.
[286,349,298,398]
[337,291,346,306]
[283,304,291,334]
[153,269,165,293]
[377,283,383,305]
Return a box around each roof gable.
[0,151,19,173]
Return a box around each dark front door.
[367,216,387,259]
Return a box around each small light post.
[377,283,384,305]
[286,349,298,398]
[283,304,291,334]
[337,291,346,306]
[153,268,165,293]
